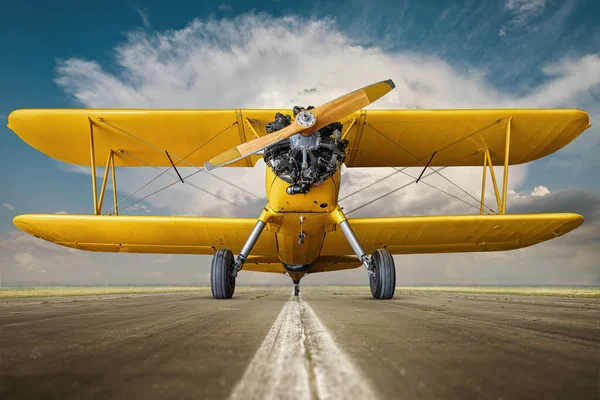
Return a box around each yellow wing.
[13,214,278,256]
[321,213,583,255]
[342,109,590,167]
[15,213,582,257]
[7,109,263,167]
[8,108,589,168]
[12,214,363,275]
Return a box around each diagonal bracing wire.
[116,169,201,213]
[349,121,500,214]
[345,167,446,215]
[344,161,490,216]
[343,149,494,215]
[99,120,260,215]
[338,168,409,202]
[116,168,260,217]
[364,122,499,213]
[354,149,497,214]
[114,151,259,214]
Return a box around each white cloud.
[144,271,164,280]
[13,251,48,273]
[2,203,14,211]
[55,210,68,214]
[218,4,232,12]
[127,0,151,28]
[14,252,34,267]
[0,230,96,280]
[531,185,550,197]
[505,0,546,27]
[519,54,600,108]
[500,0,548,37]
[56,16,507,110]
[152,255,173,263]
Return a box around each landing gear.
[211,249,236,299]
[211,218,267,300]
[369,249,396,300]
[337,214,396,300]
[293,280,300,296]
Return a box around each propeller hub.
[295,111,317,128]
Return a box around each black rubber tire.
[211,249,236,299]
[369,249,396,300]
[294,286,299,296]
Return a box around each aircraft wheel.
[211,249,236,299]
[369,249,396,300]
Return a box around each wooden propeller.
[204,79,395,170]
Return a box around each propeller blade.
[204,79,395,170]
[204,123,300,170]
[307,79,395,134]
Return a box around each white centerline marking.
[228,296,378,400]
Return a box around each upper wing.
[8,108,589,168]
[13,214,278,256]
[7,109,265,167]
[343,109,590,167]
[320,213,583,255]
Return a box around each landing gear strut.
[338,218,396,300]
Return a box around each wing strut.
[501,118,512,214]
[344,118,514,216]
[88,118,119,215]
[342,119,508,215]
[113,151,259,216]
[88,118,263,216]
[479,118,512,215]
[97,118,259,200]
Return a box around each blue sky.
[1,0,599,285]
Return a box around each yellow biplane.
[8,80,590,299]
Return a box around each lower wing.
[14,213,582,260]
[322,213,583,255]
[13,214,278,256]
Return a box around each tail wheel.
[369,249,396,300]
[211,249,236,299]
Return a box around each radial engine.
[263,106,348,195]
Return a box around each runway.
[1,287,598,399]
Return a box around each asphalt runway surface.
[1,287,598,399]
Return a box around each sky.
[0,0,599,286]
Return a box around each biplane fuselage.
[263,167,341,277]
